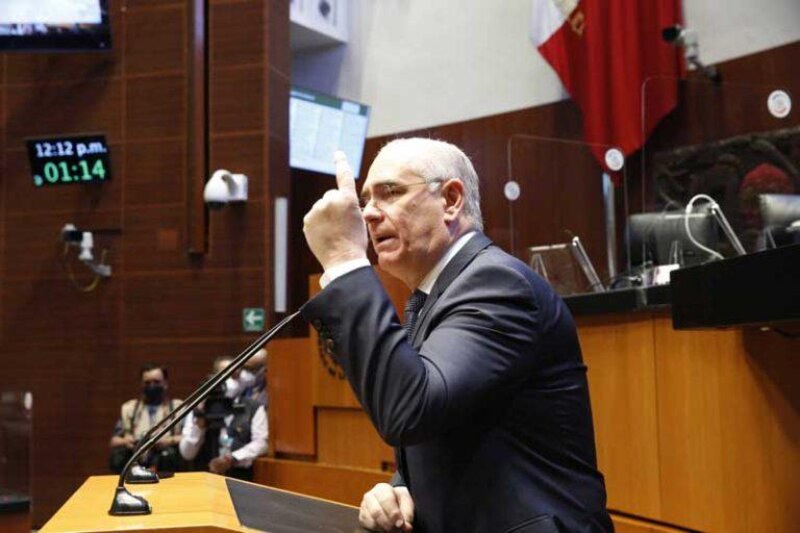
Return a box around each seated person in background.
[109,363,183,474]
[179,356,268,481]
[225,348,268,406]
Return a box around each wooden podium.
[40,472,362,533]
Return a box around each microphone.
[109,310,302,516]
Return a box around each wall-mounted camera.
[61,223,112,281]
[203,169,248,210]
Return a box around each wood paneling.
[122,270,265,339]
[125,75,186,140]
[124,140,185,206]
[5,79,123,145]
[654,318,800,532]
[0,512,31,533]
[268,337,315,456]
[209,65,263,134]
[317,408,394,470]
[254,458,391,507]
[124,4,186,75]
[2,278,120,345]
[0,1,289,524]
[209,0,264,68]
[577,313,662,519]
[611,514,693,533]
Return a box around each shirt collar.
[417,231,476,294]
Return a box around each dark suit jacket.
[302,233,612,533]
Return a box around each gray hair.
[375,138,483,231]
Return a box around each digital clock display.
[26,135,111,187]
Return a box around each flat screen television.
[0,0,111,51]
[290,86,370,178]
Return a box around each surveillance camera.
[661,24,720,83]
[204,169,248,210]
[78,232,94,262]
[662,24,698,55]
[61,223,83,243]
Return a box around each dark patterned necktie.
[403,289,428,341]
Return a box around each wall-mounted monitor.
[290,86,370,178]
[0,0,111,51]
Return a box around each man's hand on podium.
[358,482,414,532]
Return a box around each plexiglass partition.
[639,77,800,276]
[503,135,629,296]
[0,391,33,516]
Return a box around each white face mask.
[237,369,257,389]
[224,377,242,399]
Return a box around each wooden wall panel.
[5,79,123,146]
[125,75,186,140]
[611,514,693,533]
[4,50,121,84]
[210,66,264,134]
[0,1,289,524]
[209,0,263,67]
[124,4,186,75]
[254,458,391,507]
[316,408,394,470]
[654,319,800,532]
[121,206,187,272]
[576,313,662,519]
[122,270,265,339]
[2,279,120,346]
[124,140,186,207]
[268,337,315,456]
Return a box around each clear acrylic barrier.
[502,135,629,296]
[0,391,33,509]
[639,78,800,273]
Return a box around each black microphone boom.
[109,310,302,516]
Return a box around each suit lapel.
[410,232,493,347]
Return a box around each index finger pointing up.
[333,150,358,199]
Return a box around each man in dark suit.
[302,139,611,532]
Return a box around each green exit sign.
[26,134,111,187]
[242,308,265,332]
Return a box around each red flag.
[531,0,684,170]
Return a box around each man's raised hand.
[302,150,368,271]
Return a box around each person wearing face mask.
[225,348,268,406]
[109,363,183,474]
[179,356,268,481]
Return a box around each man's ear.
[441,179,465,222]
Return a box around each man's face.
[361,156,451,288]
[141,368,166,390]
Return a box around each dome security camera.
[204,169,248,210]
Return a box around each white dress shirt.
[179,405,268,468]
[320,231,477,292]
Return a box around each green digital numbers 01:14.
[39,159,107,186]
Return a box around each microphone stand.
[109,310,302,516]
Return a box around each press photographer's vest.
[197,398,260,464]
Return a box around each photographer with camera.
[109,363,183,474]
[179,356,267,481]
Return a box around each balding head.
[373,138,483,231]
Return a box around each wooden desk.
[40,472,360,533]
